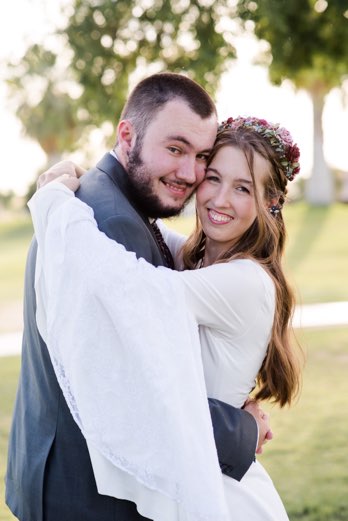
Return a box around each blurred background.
[0,1,347,520]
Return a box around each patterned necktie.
[150,220,175,269]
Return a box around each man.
[6,73,269,521]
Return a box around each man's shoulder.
[78,155,122,200]
[77,157,136,223]
[78,167,121,203]
[75,154,164,265]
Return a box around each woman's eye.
[206,175,220,183]
[237,185,250,194]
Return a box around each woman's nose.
[212,188,232,208]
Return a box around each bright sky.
[0,0,347,195]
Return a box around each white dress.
[28,183,289,521]
[161,224,289,521]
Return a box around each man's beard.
[126,143,192,219]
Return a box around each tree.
[0,190,16,211]
[61,0,237,132]
[6,44,86,166]
[235,0,348,205]
[6,0,240,196]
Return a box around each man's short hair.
[119,72,217,144]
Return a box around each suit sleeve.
[208,399,257,480]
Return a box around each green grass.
[1,202,348,307]
[283,202,348,304]
[165,202,348,305]
[0,356,20,521]
[1,327,347,520]
[1,205,348,519]
[259,326,348,520]
[0,215,33,303]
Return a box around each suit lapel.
[96,153,168,265]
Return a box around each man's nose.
[176,156,197,185]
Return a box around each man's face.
[126,99,218,218]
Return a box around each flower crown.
[218,116,300,182]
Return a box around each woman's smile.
[207,208,234,224]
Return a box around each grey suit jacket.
[6,153,257,521]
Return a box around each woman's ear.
[268,196,280,209]
[267,196,282,216]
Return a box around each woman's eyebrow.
[234,178,253,185]
[206,169,253,185]
[206,167,220,175]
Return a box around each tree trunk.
[339,171,348,203]
[305,90,335,205]
[46,152,63,168]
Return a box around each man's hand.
[37,160,86,192]
[243,399,273,455]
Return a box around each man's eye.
[168,147,181,154]
[197,154,209,162]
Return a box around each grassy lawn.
[283,202,348,305]
[0,215,33,301]
[259,326,348,520]
[0,203,347,519]
[165,201,348,305]
[0,356,20,521]
[1,202,348,309]
[1,326,347,520]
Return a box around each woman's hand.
[37,160,86,192]
[243,399,273,454]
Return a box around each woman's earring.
[269,204,281,216]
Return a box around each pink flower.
[278,127,293,146]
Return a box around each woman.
[29,116,302,521]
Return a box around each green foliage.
[235,0,348,93]
[234,0,348,205]
[6,44,84,156]
[5,0,239,157]
[0,191,16,210]
[63,0,237,129]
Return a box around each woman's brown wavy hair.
[182,127,302,407]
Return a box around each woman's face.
[196,145,270,258]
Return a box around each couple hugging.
[6,72,302,521]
